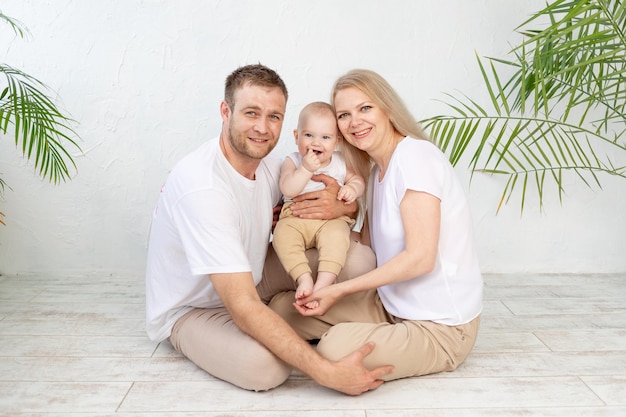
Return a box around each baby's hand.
[337,184,357,204]
[302,148,321,173]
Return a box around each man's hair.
[297,101,335,131]
[224,64,288,108]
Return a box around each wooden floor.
[0,272,625,416]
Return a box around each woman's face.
[333,86,393,155]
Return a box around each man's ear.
[220,101,231,123]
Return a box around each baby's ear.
[293,129,299,143]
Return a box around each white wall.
[0,0,624,276]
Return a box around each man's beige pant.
[168,240,375,391]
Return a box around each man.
[145,64,392,394]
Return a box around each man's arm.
[289,174,358,220]
[210,272,393,395]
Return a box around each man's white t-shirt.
[369,137,483,325]
[145,138,282,342]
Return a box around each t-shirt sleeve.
[172,189,250,276]
[396,141,445,200]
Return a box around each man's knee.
[338,242,376,282]
[269,292,296,319]
[234,348,292,391]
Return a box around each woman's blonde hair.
[331,69,429,182]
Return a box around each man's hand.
[290,174,357,220]
[315,343,394,396]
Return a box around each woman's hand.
[293,284,341,316]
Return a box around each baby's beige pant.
[272,202,354,279]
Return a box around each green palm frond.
[1,11,81,199]
[0,64,81,186]
[0,10,29,38]
[422,0,626,214]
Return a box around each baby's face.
[295,113,340,165]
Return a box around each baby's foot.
[295,274,314,301]
[313,272,336,292]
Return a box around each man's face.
[224,83,286,160]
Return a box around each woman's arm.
[295,189,440,315]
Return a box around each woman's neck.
[372,132,404,180]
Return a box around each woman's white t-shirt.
[369,138,483,325]
[145,138,282,342]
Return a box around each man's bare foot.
[295,273,314,301]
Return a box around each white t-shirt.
[145,138,282,342]
[283,151,347,202]
[369,138,483,325]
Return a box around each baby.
[272,102,365,307]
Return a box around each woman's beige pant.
[266,244,481,382]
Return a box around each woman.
[269,69,483,381]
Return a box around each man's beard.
[227,125,275,160]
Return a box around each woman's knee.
[316,323,375,361]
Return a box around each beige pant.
[272,202,355,279]
[266,245,481,381]
[169,240,375,391]
[270,290,480,380]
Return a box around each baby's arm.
[279,151,320,198]
[337,167,365,204]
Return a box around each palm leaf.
[0,10,29,38]
[422,0,625,213]
[0,64,81,187]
